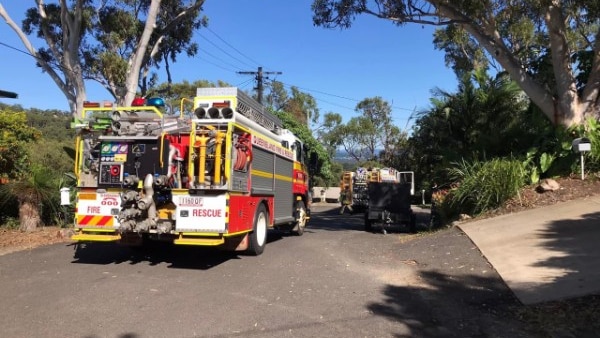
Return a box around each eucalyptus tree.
[324,96,406,164]
[265,81,319,126]
[312,0,600,127]
[0,0,206,117]
[151,79,230,115]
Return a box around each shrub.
[447,158,526,216]
[430,187,458,228]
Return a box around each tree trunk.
[19,201,41,232]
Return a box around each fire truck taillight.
[83,101,101,108]
[83,101,117,108]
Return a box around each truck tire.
[247,203,268,255]
[364,212,373,232]
[292,200,307,236]
[409,213,417,233]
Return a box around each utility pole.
[237,66,282,104]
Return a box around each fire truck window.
[282,141,289,149]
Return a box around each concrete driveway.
[458,196,600,304]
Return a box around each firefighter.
[339,187,354,215]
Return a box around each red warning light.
[131,98,146,106]
[110,165,120,176]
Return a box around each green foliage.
[0,163,62,230]
[447,158,526,217]
[272,110,334,186]
[408,70,532,189]
[0,104,75,228]
[0,217,20,230]
[0,107,41,180]
[575,117,600,171]
[24,107,74,141]
[317,96,407,166]
[266,81,320,126]
[521,121,577,184]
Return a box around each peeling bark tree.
[0,0,206,117]
[312,0,600,127]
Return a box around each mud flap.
[223,233,249,251]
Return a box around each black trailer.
[364,180,416,234]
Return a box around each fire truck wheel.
[247,203,268,255]
[292,200,307,236]
[364,212,373,232]
[409,213,417,233]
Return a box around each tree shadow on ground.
[70,231,284,270]
[367,270,529,337]
[529,210,600,301]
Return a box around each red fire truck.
[70,87,312,255]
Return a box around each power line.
[205,26,261,67]
[235,78,255,91]
[269,79,419,114]
[0,41,68,75]
[197,33,256,70]
[197,48,244,71]
[196,56,239,73]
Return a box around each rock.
[56,228,75,239]
[537,178,560,192]
[459,214,472,221]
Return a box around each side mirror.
[309,152,319,175]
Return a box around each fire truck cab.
[70,87,311,255]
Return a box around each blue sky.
[0,1,457,127]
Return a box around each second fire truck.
[70,87,312,255]
[341,167,416,233]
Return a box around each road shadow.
[70,231,284,270]
[308,206,365,231]
[367,271,529,337]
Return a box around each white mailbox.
[572,137,591,180]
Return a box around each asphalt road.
[0,204,530,338]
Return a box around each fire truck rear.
[70,87,311,255]
[341,167,416,233]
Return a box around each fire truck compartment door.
[174,194,227,232]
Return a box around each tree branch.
[435,2,556,121]
[123,0,162,105]
[0,3,71,102]
[36,0,63,67]
[544,2,580,121]
[581,28,600,111]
